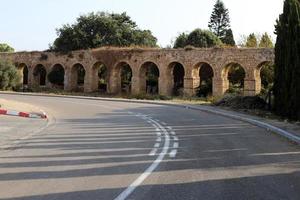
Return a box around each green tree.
[187,29,222,48]
[222,29,236,46]
[259,32,274,48]
[0,43,14,52]
[173,33,188,48]
[245,33,258,47]
[208,0,234,45]
[173,29,222,48]
[274,0,300,120]
[0,59,20,90]
[51,12,158,52]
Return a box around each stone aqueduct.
[0,48,274,97]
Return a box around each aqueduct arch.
[48,64,65,89]
[193,62,214,97]
[168,62,185,96]
[140,61,160,94]
[221,62,246,94]
[33,64,47,86]
[70,63,86,91]
[0,48,274,97]
[91,61,108,92]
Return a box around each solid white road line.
[173,136,179,141]
[154,143,160,148]
[149,148,157,156]
[114,115,170,200]
[169,149,177,158]
[173,142,179,149]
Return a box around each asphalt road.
[0,94,299,200]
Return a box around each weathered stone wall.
[0,47,274,97]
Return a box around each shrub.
[214,94,267,110]
[0,59,21,90]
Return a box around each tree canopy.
[0,43,14,52]
[173,33,189,49]
[259,33,274,48]
[0,59,20,90]
[208,0,235,46]
[50,12,158,52]
[222,29,236,46]
[274,0,300,120]
[245,33,258,47]
[173,29,222,48]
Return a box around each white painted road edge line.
[173,142,179,149]
[148,148,158,156]
[114,115,170,200]
[154,143,160,148]
[186,106,300,145]
[169,149,178,158]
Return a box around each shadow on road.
[0,105,299,200]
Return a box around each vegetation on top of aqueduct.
[0,43,14,53]
[50,12,158,52]
[174,0,235,48]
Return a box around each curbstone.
[0,108,47,119]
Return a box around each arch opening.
[256,61,274,94]
[119,63,132,94]
[169,62,185,96]
[140,62,160,95]
[194,63,214,97]
[48,64,65,88]
[222,63,246,94]
[92,62,108,93]
[71,63,85,91]
[33,64,47,86]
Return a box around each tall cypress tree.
[274,0,300,120]
[208,0,234,45]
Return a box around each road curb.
[184,105,300,145]
[1,91,299,145]
[0,108,47,119]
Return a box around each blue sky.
[0,0,284,51]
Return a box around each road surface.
[0,94,299,200]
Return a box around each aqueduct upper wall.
[0,47,274,96]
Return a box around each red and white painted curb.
[0,109,47,119]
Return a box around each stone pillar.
[64,67,72,91]
[243,68,261,96]
[183,77,200,97]
[244,79,258,96]
[158,69,173,96]
[84,67,93,93]
[107,69,120,94]
[43,65,50,88]
[130,67,140,95]
[212,77,229,97]
[27,66,34,88]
